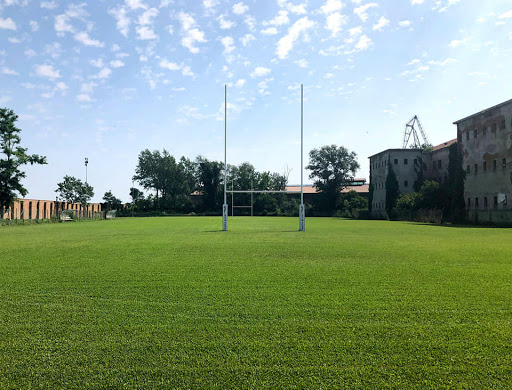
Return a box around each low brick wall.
[1,199,103,220]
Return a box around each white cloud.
[321,0,344,14]
[499,10,512,19]
[264,10,289,26]
[354,3,378,22]
[1,67,19,76]
[178,12,207,53]
[349,26,362,36]
[294,59,309,68]
[136,26,158,40]
[35,64,61,79]
[221,36,235,54]
[81,81,97,94]
[29,20,39,31]
[90,58,105,68]
[110,60,125,68]
[40,1,58,9]
[244,16,256,31]
[261,27,278,35]
[251,67,271,77]
[0,17,17,30]
[398,20,411,27]
[429,58,457,66]
[93,67,112,79]
[411,0,424,4]
[326,12,348,37]
[65,3,88,19]
[233,2,249,15]
[54,14,74,33]
[449,37,468,47]
[355,34,373,50]
[56,81,68,90]
[240,33,255,46]
[138,8,158,25]
[125,0,148,10]
[74,31,105,47]
[77,94,93,102]
[109,7,131,37]
[373,16,389,31]
[275,17,314,59]
[203,0,219,11]
[159,59,194,76]
[407,58,421,66]
[235,79,245,87]
[24,48,37,57]
[218,14,236,29]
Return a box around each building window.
[483,161,487,171]
[467,198,471,207]
[503,158,507,168]
[438,160,442,169]
[475,197,479,207]
[494,196,498,208]
[473,129,477,138]
[483,126,487,135]
[501,120,506,130]
[474,163,478,174]
[404,159,408,165]
[493,160,497,170]
[413,158,417,165]
[492,123,497,132]
[466,132,469,140]
[394,158,398,164]
[466,165,470,173]
[484,197,488,208]
[404,180,408,187]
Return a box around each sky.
[1,0,511,203]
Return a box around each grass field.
[1,217,511,389]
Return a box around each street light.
[84,157,89,184]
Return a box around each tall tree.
[0,108,47,210]
[385,163,400,212]
[196,156,223,211]
[306,145,360,210]
[55,175,94,206]
[102,190,122,211]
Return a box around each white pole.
[299,84,305,231]
[223,85,228,231]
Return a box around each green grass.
[1,217,511,389]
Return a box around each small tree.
[55,175,94,206]
[103,190,122,211]
[0,108,47,210]
[306,145,360,211]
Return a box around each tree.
[306,145,360,210]
[55,175,94,206]
[385,163,400,213]
[0,108,47,210]
[196,156,223,212]
[129,187,144,202]
[103,190,122,211]
[447,142,466,222]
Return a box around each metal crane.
[403,115,430,149]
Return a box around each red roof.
[285,184,369,194]
[432,139,457,152]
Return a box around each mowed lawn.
[0,217,511,389]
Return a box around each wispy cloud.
[34,64,61,79]
[178,12,207,53]
[276,17,314,59]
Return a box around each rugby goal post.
[222,84,305,231]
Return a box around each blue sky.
[1,0,511,202]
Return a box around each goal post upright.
[223,84,228,231]
[299,84,305,231]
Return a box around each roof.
[431,139,457,152]
[368,148,422,159]
[285,184,369,194]
[453,98,512,124]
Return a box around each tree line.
[1,107,366,217]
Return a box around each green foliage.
[385,163,400,212]
[368,183,374,212]
[102,190,122,211]
[55,175,94,206]
[196,156,223,212]
[448,142,466,222]
[0,108,47,210]
[340,190,368,216]
[1,218,511,388]
[306,145,360,211]
[396,191,421,211]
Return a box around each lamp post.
[85,157,89,184]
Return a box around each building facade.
[369,149,423,217]
[454,99,512,223]
[1,199,103,220]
